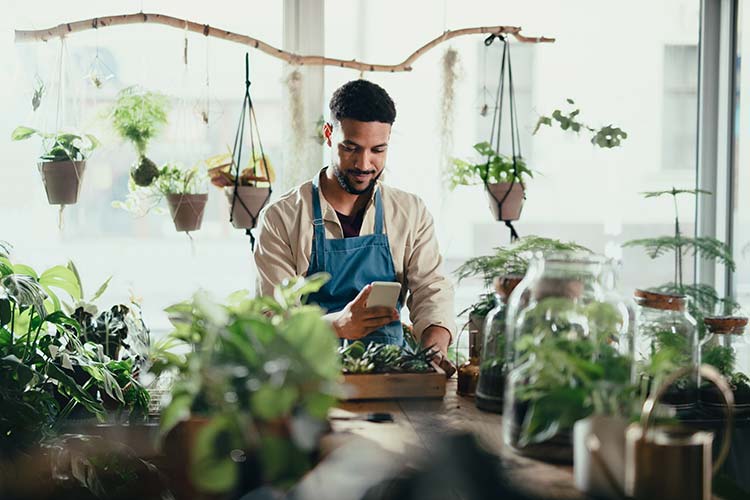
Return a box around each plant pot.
[166,193,208,232]
[574,415,628,499]
[505,399,573,463]
[224,186,270,229]
[37,160,86,205]
[475,361,505,413]
[485,182,524,221]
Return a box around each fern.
[111,86,170,157]
[455,235,591,285]
[624,235,735,271]
[641,188,711,198]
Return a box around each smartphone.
[366,281,402,309]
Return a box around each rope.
[229,53,273,250]
[482,35,523,241]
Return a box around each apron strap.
[374,188,384,235]
[311,174,326,272]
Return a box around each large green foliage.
[0,243,148,458]
[153,273,342,492]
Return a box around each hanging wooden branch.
[15,12,555,73]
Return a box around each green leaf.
[160,392,194,436]
[190,415,241,493]
[46,363,105,417]
[40,265,82,302]
[566,98,575,105]
[11,126,37,141]
[91,276,112,302]
[251,384,299,420]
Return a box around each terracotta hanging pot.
[37,160,86,205]
[166,193,208,232]
[486,182,525,221]
[224,186,270,229]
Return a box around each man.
[254,80,455,358]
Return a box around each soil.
[475,364,505,413]
[505,400,573,464]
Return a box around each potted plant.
[207,151,275,229]
[0,242,149,460]
[11,126,99,205]
[110,85,170,187]
[701,316,750,415]
[533,98,628,149]
[149,273,342,496]
[114,163,209,233]
[625,188,739,407]
[450,141,532,221]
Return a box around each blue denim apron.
[305,174,403,346]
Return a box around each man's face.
[329,118,391,195]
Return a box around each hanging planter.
[12,126,99,206]
[166,193,208,232]
[208,152,275,231]
[207,53,273,243]
[448,35,530,240]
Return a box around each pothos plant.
[0,242,149,458]
[11,126,100,162]
[150,273,342,494]
[533,98,627,148]
[449,141,532,190]
[110,85,170,187]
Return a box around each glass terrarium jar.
[633,289,698,410]
[502,252,631,463]
[474,275,523,411]
[701,316,750,414]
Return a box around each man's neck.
[320,168,373,216]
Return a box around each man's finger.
[351,285,372,308]
[361,306,397,320]
[361,316,396,329]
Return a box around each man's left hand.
[421,325,456,378]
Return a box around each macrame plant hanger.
[230,53,272,249]
[483,34,523,242]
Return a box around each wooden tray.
[342,363,447,400]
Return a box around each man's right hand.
[329,285,399,340]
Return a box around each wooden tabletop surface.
[329,378,585,500]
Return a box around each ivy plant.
[533,98,627,148]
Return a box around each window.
[662,44,699,171]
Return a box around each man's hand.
[421,325,455,377]
[328,285,399,340]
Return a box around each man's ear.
[323,122,333,147]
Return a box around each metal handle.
[639,364,734,476]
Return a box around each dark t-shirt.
[335,207,366,238]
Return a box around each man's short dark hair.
[329,80,396,125]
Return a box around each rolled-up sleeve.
[404,198,457,343]
[253,206,296,297]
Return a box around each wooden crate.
[342,364,447,400]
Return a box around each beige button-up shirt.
[253,169,456,342]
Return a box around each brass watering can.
[588,365,734,500]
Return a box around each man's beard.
[333,165,383,195]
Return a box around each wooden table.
[326,378,585,500]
